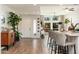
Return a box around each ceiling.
[5,4,79,15]
[6,4,40,15]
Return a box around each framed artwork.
[45,23,50,28]
[1,17,5,24]
[52,23,59,31]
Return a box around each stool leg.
[55,41,57,54]
[58,46,60,54]
[74,45,76,54]
[60,46,62,53]
[54,44,57,54]
[51,43,53,54]
[63,46,66,54]
[67,46,69,54]
[51,49,52,54]
[47,37,49,46]
[6,45,9,50]
[64,46,68,54]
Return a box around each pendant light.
[53,8,57,20]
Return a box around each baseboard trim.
[21,37,40,39]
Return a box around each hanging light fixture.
[53,8,58,20]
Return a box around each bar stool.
[47,30,53,48]
[55,32,76,54]
[47,30,57,54]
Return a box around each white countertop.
[55,31,79,37]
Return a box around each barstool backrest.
[54,32,67,46]
[49,30,56,39]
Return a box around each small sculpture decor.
[68,20,79,31]
[68,23,75,31]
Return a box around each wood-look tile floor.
[1,37,50,54]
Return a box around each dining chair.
[54,32,76,54]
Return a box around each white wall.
[18,15,33,38]
[0,4,15,30]
[18,14,41,38]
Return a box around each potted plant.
[7,12,22,41]
[15,31,22,41]
[68,23,79,31]
[64,18,70,31]
[64,18,70,24]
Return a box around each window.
[53,23,59,31]
[52,16,58,21]
[44,17,50,21]
[33,20,37,34]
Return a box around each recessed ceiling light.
[33,4,37,6]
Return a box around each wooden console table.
[1,31,15,50]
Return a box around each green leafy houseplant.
[15,31,22,41]
[64,18,70,24]
[7,12,22,41]
[64,18,70,31]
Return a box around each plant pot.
[40,34,44,39]
[14,31,21,42]
[14,33,20,42]
[15,36,20,41]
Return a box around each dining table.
[55,31,79,54]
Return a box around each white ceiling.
[6,4,40,15]
[5,4,79,15]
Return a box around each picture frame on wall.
[1,16,5,24]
